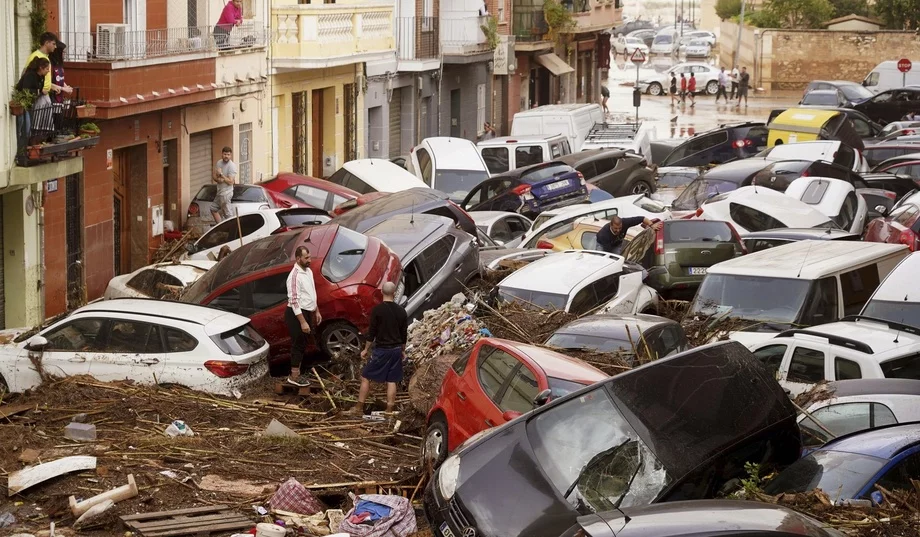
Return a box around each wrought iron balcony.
[14,91,99,168]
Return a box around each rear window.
[322,227,369,283]
[435,169,490,202]
[672,179,740,210]
[545,332,633,353]
[802,92,839,106]
[657,170,699,187]
[210,324,265,355]
[881,353,920,379]
[729,202,786,232]
[522,163,574,183]
[498,287,567,310]
[654,35,672,44]
[633,196,665,213]
[664,221,735,243]
[799,180,831,204]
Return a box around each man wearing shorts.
[346,282,408,415]
[211,146,237,223]
[736,66,750,107]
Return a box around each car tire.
[320,321,362,358]
[706,80,719,95]
[648,83,663,96]
[422,414,449,470]
[628,180,654,196]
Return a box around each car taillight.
[732,139,752,149]
[536,240,554,249]
[884,191,897,200]
[512,184,532,196]
[272,226,294,235]
[727,222,747,254]
[801,170,810,177]
[898,230,919,252]
[204,360,249,378]
[694,207,704,217]
[187,203,199,216]
[654,225,665,255]
[576,171,585,185]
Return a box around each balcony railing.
[512,9,548,41]
[396,17,439,61]
[273,3,395,66]
[62,24,268,62]
[440,15,490,55]
[14,91,100,167]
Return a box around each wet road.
[603,55,801,142]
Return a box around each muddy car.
[423,340,801,537]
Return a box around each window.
[594,157,618,175]
[497,0,505,22]
[834,357,862,380]
[507,217,529,236]
[44,318,105,352]
[482,147,510,174]
[196,219,241,250]
[416,148,433,185]
[834,192,859,231]
[322,227,369,283]
[753,344,786,377]
[498,366,539,413]
[516,146,544,168]
[250,273,289,311]
[728,203,785,232]
[787,347,825,383]
[421,236,455,277]
[452,347,475,375]
[210,323,265,356]
[210,286,243,314]
[803,277,839,325]
[834,145,856,170]
[623,229,653,264]
[239,123,252,184]
[344,173,373,195]
[126,269,184,299]
[490,219,513,243]
[550,142,567,159]
[106,320,163,353]
[850,118,873,138]
[581,231,598,250]
[876,453,920,494]
[484,179,512,200]
[799,402,897,447]
[880,353,920,379]
[576,161,598,179]
[864,72,879,87]
[478,348,520,401]
[893,204,920,226]
[569,286,596,316]
[164,328,198,353]
[286,185,329,209]
[840,265,880,316]
[591,274,620,304]
[477,84,487,135]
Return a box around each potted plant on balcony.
[9,88,35,117]
[79,122,101,137]
[76,103,97,118]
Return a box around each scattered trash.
[121,505,252,536]
[69,474,138,517]
[404,293,484,379]
[199,474,272,497]
[8,456,97,496]
[0,512,16,528]
[73,499,115,530]
[64,422,97,442]
[338,494,417,537]
[164,420,194,437]
[71,413,88,423]
[264,418,299,438]
[159,470,179,479]
[255,522,286,537]
[254,506,269,516]
[269,478,325,516]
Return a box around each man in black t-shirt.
[345,281,408,415]
[595,215,661,255]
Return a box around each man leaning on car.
[596,216,662,255]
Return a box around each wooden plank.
[0,403,33,420]
[121,505,230,522]
[131,517,250,533]
[130,513,248,531]
[8,456,96,496]
[305,480,399,490]
[143,520,253,537]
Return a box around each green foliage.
[480,15,500,50]
[740,462,764,496]
[80,122,101,133]
[873,0,920,28]
[828,0,870,18]
[10,88,36,110]
[767,0,835,27]
[716,0,743,20]
[543,0,576,40]
[29,0,48,51]
[745,8,783,27]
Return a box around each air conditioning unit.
[96,23,129,60]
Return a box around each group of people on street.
[669,65,750,109]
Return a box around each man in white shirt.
[715,67,729,104]
[284,245,322,386]
[730,66,740,100]
[211,146,237,223]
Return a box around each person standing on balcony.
[214,0,243,49]
[49,40,73,105]
[14,56,51,164]
[211,147,237,223]
[25,33,57,96]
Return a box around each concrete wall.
[439,62,491,140]
[720,22,920,91]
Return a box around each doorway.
[65,174,84,309]
[292,92,308,175]
[311,89,323,177]
[112,145,148,276]
[450,89,461,138]
[163,139,178,229]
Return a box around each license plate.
[440,522,456,537]
[688,267,708,275]
[544,180,570,191]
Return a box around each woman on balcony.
[50,40,74,130]
[214,0,243,49]
[14,56,51,165]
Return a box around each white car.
[749,318,920,396]
[784,177,868,234]
[861,252,920,328]
[650,32,678,56]
[758,141,870,173]
[104,260,216,300]
[680,39,711,58]
[682,30,716,46]
[407,137,492,203]
[328,158,428,194]
[637,62,721,96]
[184,208,330,261]
[495,250,659,315]
[613,36,650,58]
[0,300,269,396]
[185,184,277,235]
[692,186,835,233]
[520,194,672,248]
[469,211,533,248]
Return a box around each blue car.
[459,161,589,217]
[764,422,920,504]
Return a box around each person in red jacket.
[687,72,697,107]
[679,73,687,105]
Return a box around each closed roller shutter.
[189,132,213,199]
[389,88,402,158]
[0,201,4,329]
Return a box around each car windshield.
[673,179,740,210]
[658,171,700,187]
[435,169,490,203]
[762,450,887,500]
[528,386,670,514]
[545,332,635,353]
[861,300,920,332]
[838,84,873,101]
[689,274,811,327]
[803,92,839,106]
[321,227,369,283]
[689,40,706,46]
[665,220,735,242]
[655,35,673,44]
[498,286,568,310]
[548,377,588,398]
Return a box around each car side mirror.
[875,204,888,215]
[502,410,522,422]
[494,239,505,246]
[532,388,552,408]
[27,335,48,351]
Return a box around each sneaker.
[286,375,311,387]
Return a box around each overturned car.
[423,340,802,537]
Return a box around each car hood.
[480,247,551,271]
[729,330,778,349]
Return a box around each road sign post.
[630,49,647,125]
[899,58,912,87]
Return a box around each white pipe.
[69,474,138,517]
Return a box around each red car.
[332,191,390,216]
[258,173,361,213]
[422,337,607,466]
[181,224,402,370]
[865,191,920,251]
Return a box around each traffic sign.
[630,48,646,66]
[898,58,912,73]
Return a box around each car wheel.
[648,83,663,96]
[706,80,719,95]
[629,180,654,195]
[320,321,361,357]
[422,415,449,470]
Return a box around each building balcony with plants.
[9,88,100,171]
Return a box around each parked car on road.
[659,122,769,167]
[327,158,428,195]
[803,79,875,107]
[757,140,869,172]
[865,143,920,166]
[871,151,920,176]
[800,89,849,107]
[769,106,882,143]
[185,208,331,261]
[691,186,837,233]
[740,228,860,252]
[460,161,589,217]
[0,299,269,396]
[864,190,920,251]
[680,39,711,58]
[185,184,276,235]
[331,187,478,238]
[613,35,650,57]
[477,134,572,175]
[853,87,920,124]
[861,252,920,328]
[784,177,868,234]
[257,172,361,213]
[614,19,654,36]
[558,149,656,197]
[407,137,492,203]
[545,313,689,363]
[638,62,721,96]
[469,211,532,247]
[104,260,216,300]
[650,32,678,56]
[627,28,657,47]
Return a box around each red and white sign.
[630,48,647,66]
[898,58,912,73]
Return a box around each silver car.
[637,62,721,96]
[184,184,277,235]
[681,39,712,58]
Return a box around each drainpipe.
[35,184,45,322]
[756,29,775,90]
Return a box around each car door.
[456,344,521,439]
[30,317,108,381]
[782,344,829,396]
[859,90,896,123]
[751,343,788,381]
[411,236,457,315]
[93,318,167,384]
[157,326,206,387]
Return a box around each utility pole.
[733,0,746,69]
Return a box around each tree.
[767,0,835,28]
[716,0,742,20]
[828,0,869,18]
[873,0,920,28]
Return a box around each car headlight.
[438,454,462,500]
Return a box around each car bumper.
[423,480,477,537]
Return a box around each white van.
[581,121,657,157]
[861,252,920,328]
[407,137,491,203]
[510,103,606,151]
[477,134,572,175]
[327,159,428,194]
[863,60,920,94]
[687,240,909,347]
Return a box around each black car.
[558,149,656,197]
[802,80,875,107]
[853,87,920,125]
[330,187,478,237]
[545,313,689,363]
[615,19,654,36]
[660,122,769,167]
[423,340,801,537]
[768,106,883,141]
[561,500,846,537]
[801,89,849,107]
[860,172,920,198]
[741,228,861,252]
[460,161,589,217]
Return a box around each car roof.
[499,250,623,294]
[558,148,629,165]
[484,337,608,383]
[552,314,676,339]
[779,318,920,356]
[805,89,840,94]
[514,103,601,115]
[819,422,920,459]
[707,240,906,279]
[824,378,920,398]
[491,160,572,180]
[341,159,428,191]
[477,134,567,147]
[363,214,452,259]
[265,172,359,197]
[417,137,484,170]
[704,186,832,227]
[469,211,525,225]
[702,158,774,180]
[331,187,450,230]
[740,227,860,240]
[870,252,920,302]
[75,299,249,336]
[149,261,217,283]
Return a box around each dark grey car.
[330,187,478,238]
[363,214,480,320]
[545,314,689,364]
[558,149,656,197]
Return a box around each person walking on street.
[214,0,243,49]
[596,216,663,255]
[285,246,322,387]
[669,73,678,106]
[211,146,237,223]
[687,73,697,107]
[601,84,610,114]
[679,73,687,104]
[715,67,729,103]
[730,66,740,99]
[736,66,750,107]
[346,282,408,416]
